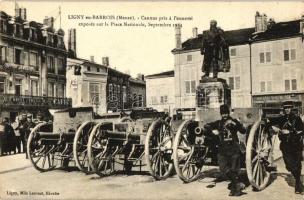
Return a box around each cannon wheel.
[88,122,114,176]
[73,121,96,173]
[145,118,174,180]
[27,122,57,172]
[246,120,274,190]
[172,120,208,183]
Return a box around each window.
[184,67,196,95]
[14,48,22,64]
[266,81,272,92]
[122,86,127,103]
[97,67,100,72]
[187,55,192,62]
[259,44,271,63]
[108,84,113,99]
[47,33,54,45]
[228,76,240,90]
[283,41,296,61]
[57,84,64,98]
[285,80,290,91]
[0,77,5,94]
[29,52,38,67]
[235,77,240,90]
[260,81,266,92]
[87,66,91,71]
[0,19,7,33]
[47,56,55,73]
[160,96,168,104]
[291,79,297,90]
[29,28,37,41]
[89,83,100,104]
[15,79,22,96]
[57,35,64,47]
[57,58,65,74]
[48,82,55,97]
[31,80,38,96]
[0,46,7,63]
[285,79,297,91]
[230,48,236,56]
[138,94,143,107]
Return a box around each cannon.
[171,78,286,191]
[27,107,131,173]
[87,108,177,179]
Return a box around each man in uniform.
[201,20,230,79]
[204,104,246,196]
[269,100,304,194]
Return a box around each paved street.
[0,154,303,200]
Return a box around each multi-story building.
[0,8,71,121]
[172,12,304,111]
[145,70,175,114]
[66,29,107,115]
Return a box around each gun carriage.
[87,108,177,180]
[27,107,132,173]
[171,79,287,191]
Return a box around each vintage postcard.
[0,1,304,200]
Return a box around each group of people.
[0,114,37,158]
[204,101,303,196]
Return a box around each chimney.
[267,18,275,29]
[102,57,109,67]
[43,17,54,29]
[68,29,77,58]
[137,73,145,81]
[175,24,182,49]
[255,11,267,32]
[15,8,26,21]
[192,27,198,38]
[90,56,94,62]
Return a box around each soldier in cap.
[204,104,246,196]
[15,114,28,155]
[201,20,230,79]
[269,100,304,194]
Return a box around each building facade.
[145,70,175,114]
[172,12,304,111]
[66,57,107,115]
[0,8,71,121]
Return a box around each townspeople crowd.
[0,114,41,158]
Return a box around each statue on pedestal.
[201,20,230,79]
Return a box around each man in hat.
[204,104,246,196]
[269,100,304,194]
[201,20,230,79]
[15,114,28,155]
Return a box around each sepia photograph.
[0,0,304,199]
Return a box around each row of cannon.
[27,106,276,191]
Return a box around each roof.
[129,77,145,85]
[107,67,131,78]
[172,19,302,53]
[145,70,174,79]
[253,20,301,42]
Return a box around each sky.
[1,1,303,77]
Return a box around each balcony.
[0,94,72,110]
[0,62,39,75]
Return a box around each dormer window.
[29,28,37,41]
[57,35,64,48]
[46,33,54,45]
[15,23,23,37]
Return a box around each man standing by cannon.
[269,100,304,194]
[204,104,246,196]
[201,20,230,79]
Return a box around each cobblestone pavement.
[0,154,303,200]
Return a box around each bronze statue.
[201,20,230,79]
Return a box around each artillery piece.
[87,108,177,180]
[172,78,280,191]
[27,107,131,173]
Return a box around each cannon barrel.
[33,131,76,145]
[105,130,140,141]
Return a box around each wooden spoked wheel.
[27,122,57,172]
[145,118,174,180]
[172,120,208,183]
[87,122,114,176]
[246,120,274,190]
[73,121,96,173]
